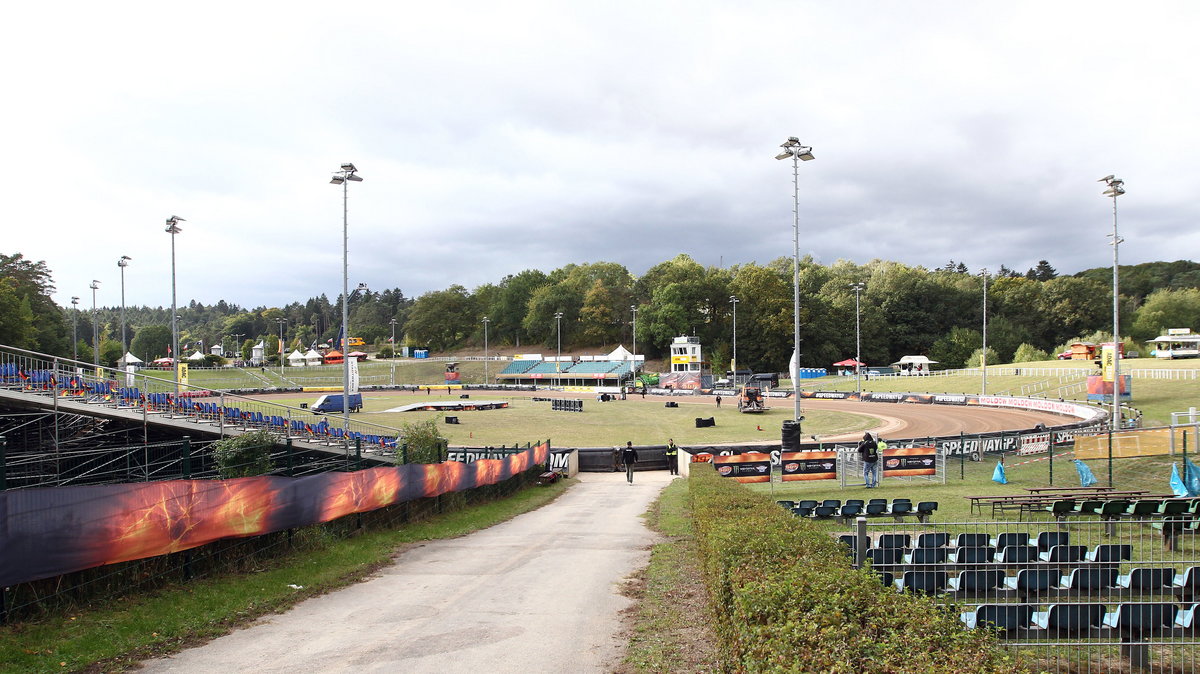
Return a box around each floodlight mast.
[330,163,362,449]
[775,137,814,429]
[1100,175,1125,435]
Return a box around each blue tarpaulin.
[992,461,1008,485]
[1074,459,1098,487]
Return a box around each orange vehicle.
[737,385,767,413]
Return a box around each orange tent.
[324,350,344,365]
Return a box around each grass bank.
[0,478,573,674]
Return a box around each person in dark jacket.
[665,439,679,475]
[857,432,879,488]
[621,441,638,484]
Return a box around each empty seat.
[895,570,948,594]
[1086,544,1132,563]
[1039,545,1087,563]
[877,533,911,549]
[962,604,1035,632]
[844,499,865,508]
[1003,569,1059,594]
[953,546,996,565]
[905,547,949,565]
[839,504,863,518]
[1102,603,1179,633]
[1116,567,1176,591]
[1045,500,1077,520]
[916,533,949,549]
[1035,531,1070,552]
[1172,566,1200,594]
[820,499,842,509]
[797,500,818,510]
[995,545,1038,564]
[947,569,1006,593]
[867,498,887,507]
[1033,603,1106,633]
[892,498,912,505]
[792,505,814,517]
[867,548,903,566]
[874,570,895,587]
[916,501,939,517]
[1124,500,1163,518]
[865,503,887,516]
[889,501,914,516]
[1098,500,1132,519]
[777,500,797,509]
[991,532,1032,549]
[1160,500,1192,516]
[837,534,857,549]
[955,533,991,548]
[812,506,838,519]
[1176,603,1199,631]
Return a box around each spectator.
[665,438,679,475]
[858,432,879,488]
[621,441,638,484]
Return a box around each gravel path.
[137,471,672,674]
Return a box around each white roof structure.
[287,349,305,363]
[606,345,640,361]
[303,349,323,364]
[187,350,206,361]
[118,352,143,366]
[891,355,938,366]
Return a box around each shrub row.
[689,467,1020,673]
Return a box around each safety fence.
[842,517,1200,672]
[0,440,550,623]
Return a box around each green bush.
[688,468,1018,673]
[395,416,447,464]
[211,429,277,478]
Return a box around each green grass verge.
[0,478,574,674]
[621,478,719,672]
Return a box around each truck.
[737,385,767,413]
[311,393,363,413]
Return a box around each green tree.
[396,417,447,464]
[0,253,70,355]
[129,325,172,361]
[966,346,1000,368]
[0,280,36,348]
[1131,288,1200,341]
[406,285,477,350]
[929,327,981,369]
[99,339,123,368]
[1011,343,1050,363]
[211,429,277,478]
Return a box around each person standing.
[716,395,722,408]
[857,432,879,488]
[665,438,679,476]
[622,441,638,484]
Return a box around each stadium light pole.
[276,317,287,379]
[165,216,185,401]
[980,268,989,396]
[729,295,739,384]
[482,316,490,385]
[89,280,101,372]
[389,318,398,386]
[231,333,244,363]
[630,305,638,387]
[1101,174,1125,488]
[554,311,563,386]
[850,283,865,395]
[330,162,362,449]
[70,296,80,362]
[776,137,814,429]
[118,256,131,359]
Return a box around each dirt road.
[138,471,672,673]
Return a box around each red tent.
[832,358,866,367]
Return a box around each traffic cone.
[757,425,763,431]
[470,431,473,438]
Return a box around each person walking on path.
[622,441,638,484]
[858,432,879,488]
[665,438,679,475]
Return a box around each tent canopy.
[832,358,865,367]
[119,352,143,365]
[187,351,206,361]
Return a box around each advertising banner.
[1101,344,1116,382]
[1018,432,1051,455]
[780,451,838,481]
[881,446,937,476]
[713,452,772,483]
[801,391,854,400]
[862,392,904,403]
[0,442,550,588]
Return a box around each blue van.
[312,393,363,413]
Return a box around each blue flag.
[1184,458,1200,497]
[1170,464,1189,497]
[992,461,1008,484]
[1074,459,1098,488]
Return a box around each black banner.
[862,392,904,403]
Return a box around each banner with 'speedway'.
[0,442,549,588]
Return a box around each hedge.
[689,467,1022,673]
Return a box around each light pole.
[776,137,814,428]
[165,215,185,400]
[630,305,638,387]
[231,333,244,363]
[330,163,362,446]
[850,283,865,395]
[89,280,101,371]
[389,318,398,386]
[554,311,563,386]
[729,295,739,384]
[276,317,288,379]
[980,269,989,396]
[70,296,80,362]
[1101,175,1125,435]
[482,316,490,385]
[118,256,131,359]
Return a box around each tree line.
[3,252,1199,373]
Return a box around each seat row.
[844,531,1077,551]
[959,602,1199,637]
[779,498,938,522]
[858,543,1137,568]
[878,567,1200,597]
[1046,497,1200,522]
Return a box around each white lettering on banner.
[933,395,967,404]
[976,396,1102,420]
[548,452,571,470]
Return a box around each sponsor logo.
[717,465,733,476]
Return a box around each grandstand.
[496,358,633,387]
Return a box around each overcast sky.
[6,1,1198,311]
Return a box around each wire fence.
[839,516,1200,672]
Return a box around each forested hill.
[4,252,1198,375]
